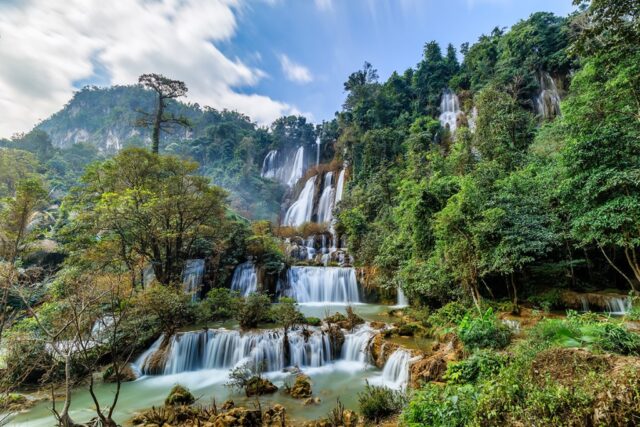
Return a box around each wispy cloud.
[0,0,301,136]
[315,0,333,12]
[279,54,313,84]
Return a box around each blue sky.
[225,0,576,122]
[0,0,575,137]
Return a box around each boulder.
[165,384,195,406]
[245,376,278,397]
[303,397,321,406]
[369,333,400,369]
[221,400,235,410]
[325,324,345,358]
[102,363,137,383]
[288,374,312,399]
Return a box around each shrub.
[528,289,563,312]
[401,383,476,427]
[236,293,272,329]
[198,288,241,323]
[165,384,195,406]
[427,301,469,329]
[457,309,511,350]
[357,382,406,423]
[133,284,196,335]
[304,316,322,326]
[445,349,506,384]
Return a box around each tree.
[236,293,272,329]
[137,73,190,154]
[69,148,228,285]
[0,178,47,346]
[271,297,304,365]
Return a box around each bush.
[401,383,476,427]
[427,301,469,328]
[528,289,563,312]
[445,349,506,384]
[198,288,241,323]
[357,382,406,423]
[133,284,196,335]
[599,322,640,355]
[236,293,272,329]
[457,309,511,350]
[304,316,322,326]
[164,384,195,406]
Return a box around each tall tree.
[137,74,190,154]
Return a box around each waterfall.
[316,138,321,166]
[379,350,411,390]
[183,259,205,298]
[535,71,561,119]
[284,266,361,304]
[335,169,346,204]
[261,150,279,178]
[135,328,334,375]
[468,106,478,132]
[606,297,631,315]
[317,172,334,224]
[395,287,408,308]
[230,262,258,297]
[439,90,461,134]
[341,326,374,363]
[283,176,316,226]
[287,146,305,187]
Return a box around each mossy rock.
[289,374,312,399]
[245,376,278,396]
[305,316,322,326]
[0,393,28,411]
[103,363,137,383]
[397,323,418,336]
[165,384,195,406]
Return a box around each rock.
[288,374,312,399]
[369,333,399,369]
[212,407,262,426]
[221,400,235,410]
[369,321,387,330]
[410,334,461,387]
[245,376,278,396]
[325,324,345,358]
[264,404,287,425]
[102,363,137,383]
[303,397,321,405]
[165,384,195,406]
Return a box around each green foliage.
[198,288,241,323]
[133,285,195,336]
[271,297,305,332]
[304,316,322,326]
[401,383,477,427]
[458,309,511,350]
[528,289,564,312]
[357,383,407,423]
[236,293,272,329]
[444,349,506,384]
[427,301,470,329]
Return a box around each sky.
[0,0,575,138]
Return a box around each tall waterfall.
[316,138,321,166]
[379,349,411,390]
[283,176,316,226]
[535,71,561,119]
[335,169,346,204]
[439,90,461,133]
[284,266,361,304]
[317,172,334,224]
[287,146,305,187]
[135,328,333,375]
[261,150,279,179]
[183,259,205,298]
[230,262,258,297]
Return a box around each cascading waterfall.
[287,146,305,187]
[379,349,411,390]
[183,259,205,298]
[439,90,461,133]
[317,172,334,224]
[136,328,338,375]
[283,176,316,226]
[606,297,631,315]
[230,262,258,296]
[261,150,279,178]
[535,71,561,119]
[395,287,408,307]
[316,138,321,166]
[335,169,346,204]
[341,326,374,363]
[284,266,361,304]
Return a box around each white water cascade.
[316,137,321,166]
[335,169,346,204]
[317,172,334,224]
[283,176,316,226]
[439,90,461,134]
[395,287,409,308]
[379,349,411,390]
[284,266,361,304]
[341,326,374,363]
[183,259,205,298]
[230,262,258,297]
[135,328,333,375]
[535,71,561,119]
[287,146,305,187]
[261,150,279,179]
[578,295,631,315]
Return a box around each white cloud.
[315,0,333,12]
[0,0,301,137]
[278,54,313,84]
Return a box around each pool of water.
[7,360,385,426]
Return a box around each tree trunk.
[510,272,520,315]
[152,95,163,154]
